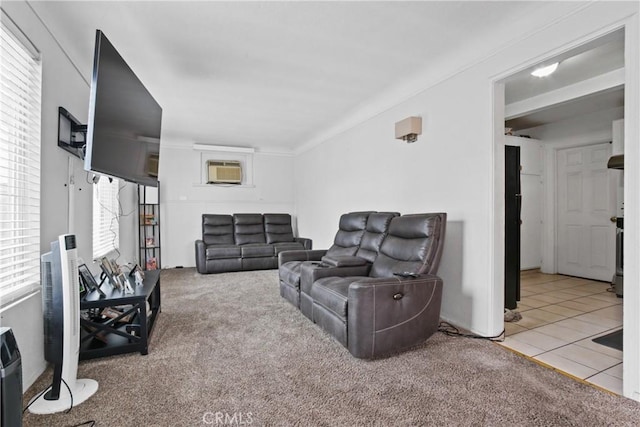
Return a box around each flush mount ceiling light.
[531,62,559,78]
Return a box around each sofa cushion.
[312,276,369,320]
[202,214,235,245]
[356,212,399,263]
[325,211,371,258]
[369,214,445,278]
[206,245,241,259]
[264,213,295,243]
[234,214,266,245]
[240,244,274,258]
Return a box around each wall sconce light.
[395,116,422,143]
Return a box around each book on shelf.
[141,214,157,225]
[100,306,133,323]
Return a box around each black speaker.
[1,327,22,427]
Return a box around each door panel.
[520,174,542,269]
[590,225,609,268]
[557,143,615,281]
[566,225,581,265]
[566,172,583,212]
[592,170,609,211]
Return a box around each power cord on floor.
[72,421,96,427]
[22,378,74,414]
[22,382,53,414]
[438,321,505,342]
[23,379,96,426]
[61,378,73,413]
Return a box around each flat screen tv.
[84,30,162,187]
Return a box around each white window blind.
[0,18,42,309]
[92,177,120,259]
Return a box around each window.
[92,177,120,259]
[0,17,42,309]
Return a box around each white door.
[557,143,616,281]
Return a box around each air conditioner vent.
[207,160,242,184]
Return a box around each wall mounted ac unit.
[207,160,242,184]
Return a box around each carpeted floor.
[23,268,640,426]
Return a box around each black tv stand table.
[79,269,161,360]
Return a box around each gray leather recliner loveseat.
[278,211,446,359]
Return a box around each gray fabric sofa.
[278,212,446,358]
[195,213,312,274]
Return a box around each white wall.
[295,72,497,333]
[159,143,295,268]
[293,2,639,338]
[0,1,138,391]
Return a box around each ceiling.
[28,1,550,151]
[29,2,620,149]
[505,29,625,132]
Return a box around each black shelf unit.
[138,184,161,270]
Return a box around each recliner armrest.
[195,240,207,274]
[321,255,368,267]
[294,237,313,250]
[278,249,327,267]
[347,274,443,358]
[303,263,372,286]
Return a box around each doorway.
[501,28,624,291]
[492,22,639,400]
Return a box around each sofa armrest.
[302,263,372,286]
[294,237,313,250]
[278,249,327,267]
[321,255,368,267]
[347,274,443,359]
[195,240,207,274]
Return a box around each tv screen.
[85,30,162,187]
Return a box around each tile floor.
[498,270,623,395]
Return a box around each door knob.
[610,216,618,223]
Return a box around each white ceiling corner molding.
[192,144,255,154]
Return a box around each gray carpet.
[23,268,640,426]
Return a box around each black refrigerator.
[505,145,521,310]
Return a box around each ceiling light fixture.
[531,62,559,78]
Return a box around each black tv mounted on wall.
[85,29,162,187]
[58,30,162,187]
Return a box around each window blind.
[93,177,120,259]
[0,19,42,309]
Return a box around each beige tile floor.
[498,270,623,395]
